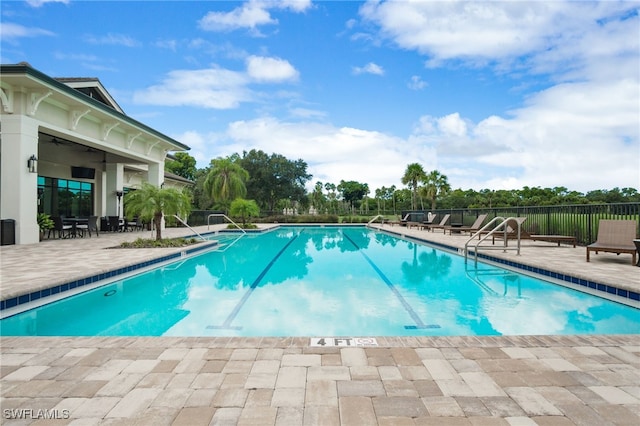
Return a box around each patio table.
[63,218,88,238]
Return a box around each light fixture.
[27,155,38,173]
[115,190,123,199]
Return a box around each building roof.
[54,77,125,113]
[0,62,190,152]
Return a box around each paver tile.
[373,396,430,417]
[275,366,306,388]
[337,379,386,397]
[305,380,337,406]
[171,406,216,426]
[339,396,377,426]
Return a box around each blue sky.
[2,0,639,193]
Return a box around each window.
[38,176,93,217]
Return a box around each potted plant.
[37,213,54,240]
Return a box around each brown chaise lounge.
[586,219,637,265]
[445,214,487,235]
[389,213,411,226]
[424,214,450,232]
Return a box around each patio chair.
[48,216,72,239]
[127,216,143,232]
[107,216,125,232]
[77,216,99,238]
[445,214,488,235]
[586,219,637,265]
[389,213,410,226]
[424,214,451,232]
[423,212,437,225]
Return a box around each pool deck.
[1,224,639,425]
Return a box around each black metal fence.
[187,210,226,226]
[187,203,639,246]
[401,203,640,246]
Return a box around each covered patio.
[0,63,190,245]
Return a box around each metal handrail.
[173,215,207,241]
[464,216,522,266]
[207,214,246,234]
[367,214,386,226]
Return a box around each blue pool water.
[1,226,638,336]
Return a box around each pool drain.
[104,290,117,297]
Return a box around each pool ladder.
[173,215,207,241]
[367,214,386,226]
[207,214,247,234]
[464,216,523,267]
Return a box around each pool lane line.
[207,230,303,330]
[342,230,440,330]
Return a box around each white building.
[0,63,191,245]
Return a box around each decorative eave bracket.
[146,140,161,156]
[70,109,91,131]
[127,132,142,150]
[27,90,52,116]
[0,87,13,113]
[102,122,120,141]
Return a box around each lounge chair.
[424,214,450,232]
[445,214,488,235]
[490,217,577,247]
[586,220,637,265]
[423,212,436,225]
[389,213,410,227]
[406,212,438,230]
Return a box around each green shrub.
[117,237,200,248]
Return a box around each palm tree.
[229,198,260,227]
[124,183,192,241]
[422,170,451,211]
[401,163,426,210]
[203,157,249,212]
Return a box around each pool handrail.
[464,216,522,266]
[367,214,386,226]
[173,215,208,241]
[207,214,247,234]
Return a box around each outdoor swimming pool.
[1,226,638,336]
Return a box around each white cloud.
[133,68,251,109]
[199,2,276,32]
[246,55,299,82]
[25,0,68,7]
[352,62,385,76]
[184,116,436,191]
[83,33,140,47]
[410,77,639,192]
[198,0,312,33]
[0,22,54,41]
[133,55,300,109]
[154,39,178,52]
[408,75,427,90]
[359,0,634,72]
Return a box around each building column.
[147,161,165,229]
[0,114,40,244]
[105,163,124,217]
[147,161,163,188]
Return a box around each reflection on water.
[2,226,638,336]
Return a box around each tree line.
[165,151,640,216]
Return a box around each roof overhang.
[0,63,190,154]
